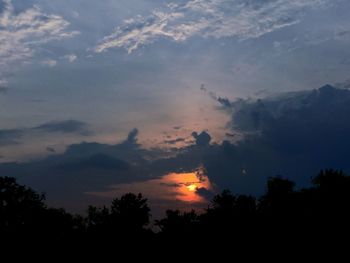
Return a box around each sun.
[187,184,197,192]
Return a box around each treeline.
[1,169,350,251]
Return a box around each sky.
[1,0,350,216]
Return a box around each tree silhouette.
[259,177,296,216]
[110,193,150,232]
[2,169,350,251]
[0,176,46,233]
[311,169,350,219]
[155,209,199,237]
[86,192,151,242]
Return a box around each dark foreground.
[1,169,349,256]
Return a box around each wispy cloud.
[34,120,92,136]
[0,0,79,81]
[63,54,77,63]
[41,59,57,67]
[95,0,328,53]
[0,120,93,147]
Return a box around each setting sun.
[161,167,212,203]
[187,184,198,192]
[88,166,213,205]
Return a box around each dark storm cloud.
[201,84,350,195]
[34,120,93,135]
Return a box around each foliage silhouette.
[155,209,200,238]
[1,169,350,250]
[0,177,45,232]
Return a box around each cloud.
[34,120,92,135]
[63,54,77,63]
[200,85,233,109]
[192,131,211,147]
[0,0,78,78]
[2,85,350,212]
[164,137,186,145]
[0,129,155,211]
[201,84,350,194]
[125,128,139,145]
[0,120,93,147]
[57,154,129,172]
[41,59,57,67]
[95,0,329,53]
[46,147,56,153]
[0,128,22,146]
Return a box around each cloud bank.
[1,82,350,213]
[202,84,350,194]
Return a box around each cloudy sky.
[1,0,350,215]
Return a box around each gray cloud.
[57,154,129,172]
[125,128,139,145]
[0,128,23,146]
[200,85,233,109]
[34,120,92,136]
[192,131,211,147]
[164,137,186,145]
[0,120,93,147]
[95,0,329,53]
[46,147,56,153]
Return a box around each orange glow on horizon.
[87,166,213,206]
[162,168,212,203]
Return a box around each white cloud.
[63,54,77,63]
[95,0,329,53]
[0,0,79,79]
[95,11,184,54]
[42,59,57,67]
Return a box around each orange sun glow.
[162,167,212,202]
